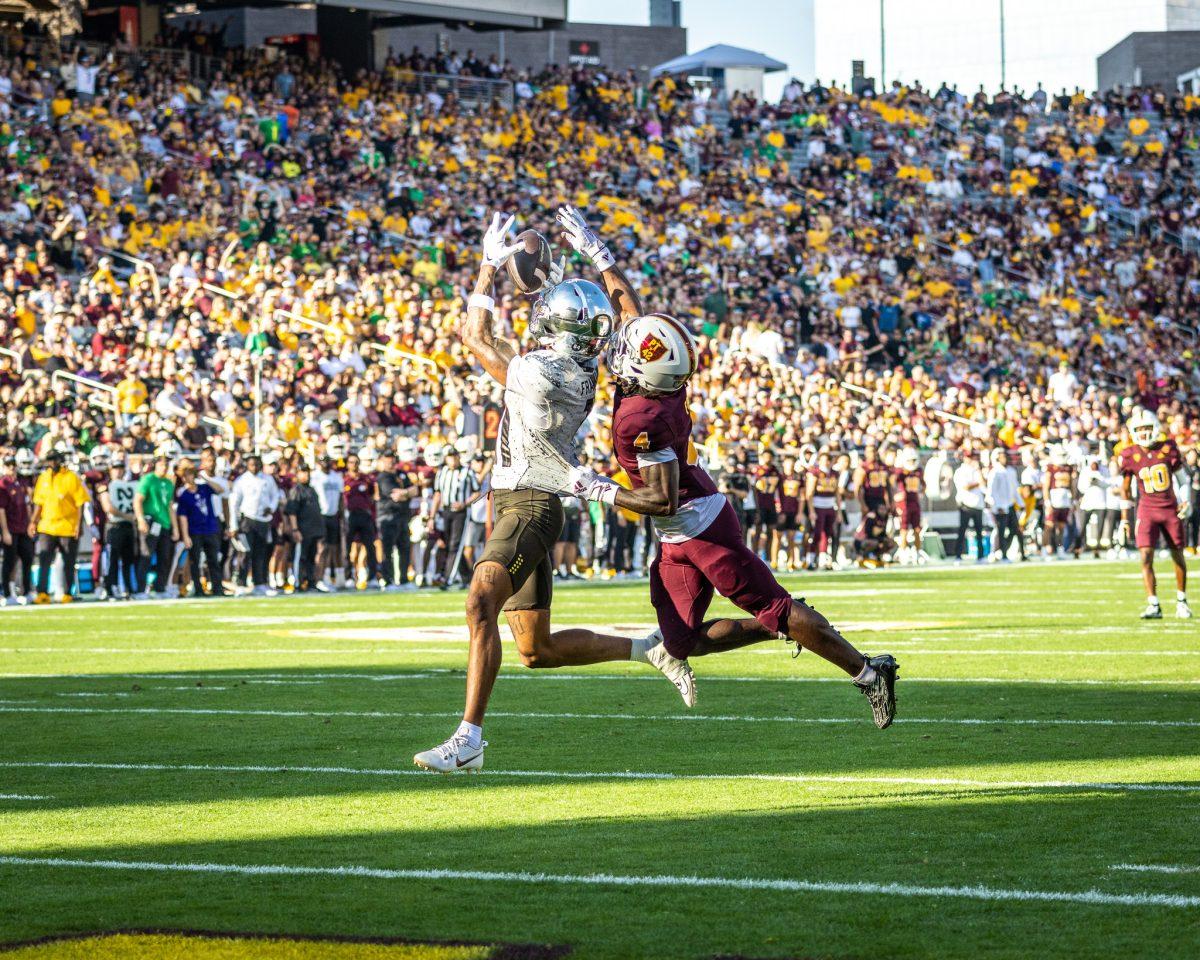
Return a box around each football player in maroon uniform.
[805,449,842,570]
[751,449,782,563]
[855,444,893,519]
[1042,446,1077,559]
[1118,409,1191,620]
[775,454,805,571]
[551,205,898,728]
[893,448,925,564]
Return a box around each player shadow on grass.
[1,666,1198,817]
[0,788,1194,960]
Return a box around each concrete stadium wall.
[1098,30,1200,90]
[373,21,686,78]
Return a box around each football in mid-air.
[506,229,553,293]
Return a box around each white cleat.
[314,580,333,593]
[1140,602,1163,620]
[1177,601,1193,620]
[636,630,697,708]
[413,735,486,773]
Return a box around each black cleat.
[856,654,898,729]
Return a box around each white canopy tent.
[651,43,786,98]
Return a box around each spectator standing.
[714,453,752,536]
[175,461,224,597]
[134,455,177,598]
[30,448,89,603]
[953,450,987,561]
[465,454,491,573]
[229,455,281,596]
[285,463,326,591]
[430,448,480,587]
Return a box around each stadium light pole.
[879,0,886,91]
[999,0,1007,90]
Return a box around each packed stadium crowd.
[1,28,1200,603]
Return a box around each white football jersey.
[492,350,597,492]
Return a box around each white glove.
[1179,500,1192,520]
[556,204,615,272]
[481,211,523,268]
[565,466,618,504]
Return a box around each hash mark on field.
[1,855,1195,909]
[0,705,1195,729]
[1111,863,1200,874]
[3,761,1196,794]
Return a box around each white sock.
[1148,595,1161,607]
[1178,592,1187,603]
[629,634,653,663]
[455,720,482,750]
[853,660,877,686]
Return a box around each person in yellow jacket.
[30,448,89,603]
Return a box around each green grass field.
[1,561,1198,959]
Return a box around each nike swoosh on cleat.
[455,752,481,767]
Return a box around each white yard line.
[0,647,464,656]
[0,794,50,800]
[2,760,1196,795]
[0,855,1194,909]
[0,704,1194,730]
[1111,863,1200,875]
[3,671,1199,686]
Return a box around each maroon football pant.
[1136,506,1184,550]
[809,507,838,554]
[650,502,794,659]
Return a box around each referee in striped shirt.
[429,448,482,587]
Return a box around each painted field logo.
[639,334,667,363]
[0,931,569,959]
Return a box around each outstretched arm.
[463,212,524,385]
[463,263,516,385]
[556,204,643,323]
[564,458,679,518]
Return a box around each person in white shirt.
[1078,454,1112,558]
[953,450,987,560]
[311,454,345,590]
[1047,360,1079,405]
[228,455,281,594]
[986,448,1023,561]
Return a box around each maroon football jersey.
[859,461,891,502]
[777,474,803,514]
[895,468,922,509]
[343,472,377,513]
[612,386,718,506]
[1119,440,1182,512]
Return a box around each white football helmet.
[897,448,920,471]
[89,446,113,471]
[1128,408,1163,447]
[607,313,697,395]
[358,447,379,472]
[425,443,445,468]
[326,435,349,460]
[1048,443,1069,466]
[529,279,614,361]
[14,448,36,476]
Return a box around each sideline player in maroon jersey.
[893,448,925,564]
[805,449,842,570]
[1042,446,1077,559]
[855,444,893,519]
[1118,409,1192,620]
[548,204,898,728]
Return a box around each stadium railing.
[50,370,119,415]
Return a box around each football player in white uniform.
[414,213,692,773]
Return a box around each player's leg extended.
[1138,546,1161,619]
[698,503,898,728]
[514,611,631,667]
[463,561,515,724]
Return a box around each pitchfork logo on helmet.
[608,313,698,395]
[529,279,614,361]
[1128,407,1163,447]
